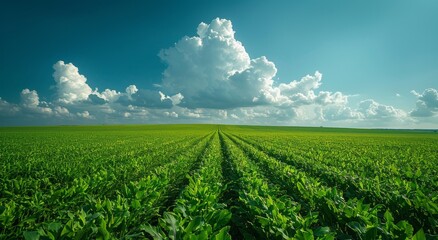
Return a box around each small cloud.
[54,106,70,116]
[93,88,121,102]
[396,93,401,97]
[20,89,39,107]
[410,88,438,117]
[126,85,138,95]
[52,61,92,104]
[117,89,172,109]
[164,111,178,118]
[358,99,406,119]
[77,111,93,119]
[159,91,184,105]
[0,97,20,116]
[20,89,53,114]
[218,110,228,119]
[410,90,420,97]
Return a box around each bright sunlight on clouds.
[0,18,436,128]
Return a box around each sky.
[1,0,437,128]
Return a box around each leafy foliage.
[0,125,436,239]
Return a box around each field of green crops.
[1,124,437,239]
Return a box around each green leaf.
[257,216,270,227]
[142,224,164,239]
[60,219,73,237]
[412,229,426,240]
[295,229,314,240]
[213,226,231,240]
[198,230,209,239]
[185,216,203,233]
[396,220,414,237]
[214,210,231,228]
[97,218,111,240]
[347,221,366,234]
[163,212,179,239]
[384,210,394,224]
[23,231,40,240]
[131,199,141,209]
[47,222,62,233]
[314,226,331,237]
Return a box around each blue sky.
[1,0,437,127]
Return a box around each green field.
[1,125,437,239]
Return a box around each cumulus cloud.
[20,89,40,107]
[20,89,53,114]
[159,91,184,105]
[77,111,93,119]
[279,71,323,95]
[322,105,363,121]
[126,85,138,96]
[410,88,438,117]
[164,111,178,118]
[119,89,173,108]
[159,18,289,109]
[54,106,70,116]
[159,18,252,108]
[95,89,121,102]
[358,99,407,119]
[277,71,348,107]
[0,97,20,116]
[89,85,142,105]
[53,61,93,103]
[218,109,228,119]
[1,18,433,127]
[159,18,348,110]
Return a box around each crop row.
[144,131,232,239]
[228,132,438,235]
[0,125,435,239]
[219,132,335,239]
[1,132,214,239]
[223,132,428,239]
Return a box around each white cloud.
[0,97,20,116]
[410,90,420,97]
[20,89,53,114]
[277,72,348,107]
[159,18,265,108]
[93,88,121,102]
[125,104,148,117]
[20,89,39,107]
[77,111,93,119]
[54,106,70,116]
[1,18,435,128]
[118,89,173,109]
[410,88,438,117]
[218,109,228,119]
[159,18,348,110]
[53,61,92,104]
[279,71,323,95]
[164,111,178,118]
[322,105,363,121]
[126,85,138,95]
[159,91,184,105]
[358,99,407,119]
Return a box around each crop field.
[0,124,437,239]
